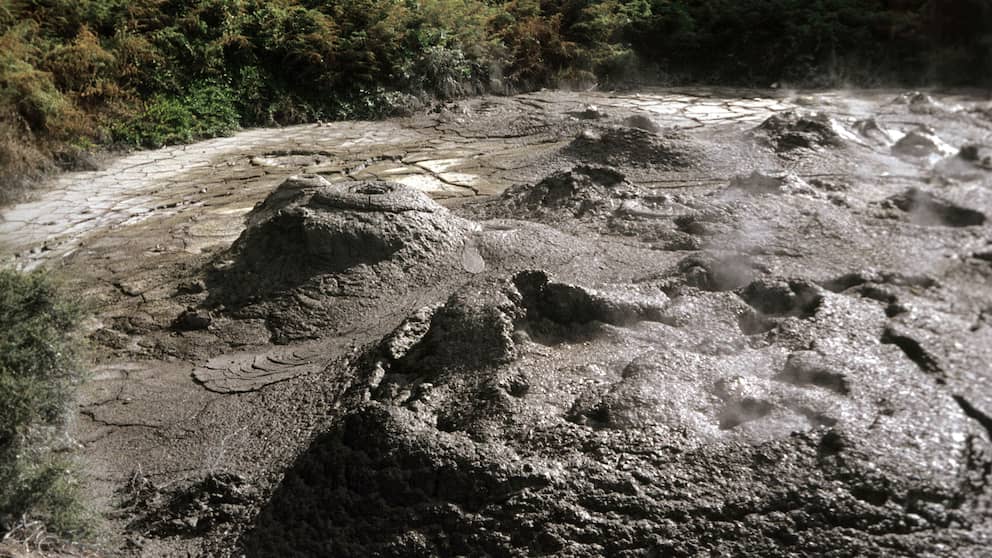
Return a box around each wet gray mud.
[3,88,992,556]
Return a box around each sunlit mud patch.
[564,127,701,169]
[241,273,987,557]
[751,110,847,154]
[206,175,477,339]
[882,187,987,228]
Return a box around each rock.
[53,148,100,172]
[512,270,668,328]
[676,253,764,291]
[89,327,132,350]
[776,351,850,394]
[738,277,823,317]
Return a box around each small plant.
[0,269,88,537]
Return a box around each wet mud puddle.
[2,88,992,556]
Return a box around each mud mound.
[621,113,661,132]
[752,110,847,153]
[208,176,477,340]
[892,91,945,114]
[474,165,639,222]
[215,176,474,300]
[891,128,955,159]
[242,272,990,557]
[883,188,986,227]
[564,127,699,169]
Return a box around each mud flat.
[2,88,992,556]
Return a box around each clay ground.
[2,88,992,557]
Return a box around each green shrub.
[0,269,87,536]
[113,81,239,147]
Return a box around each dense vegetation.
[0,269,87,537]
[0,0,990,202]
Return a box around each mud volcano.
[210,175,478,340]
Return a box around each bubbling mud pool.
[2,88,992,557]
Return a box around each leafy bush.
[113,81,239,147]
[0,269,87,536]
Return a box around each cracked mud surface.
[2,87,992,556]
